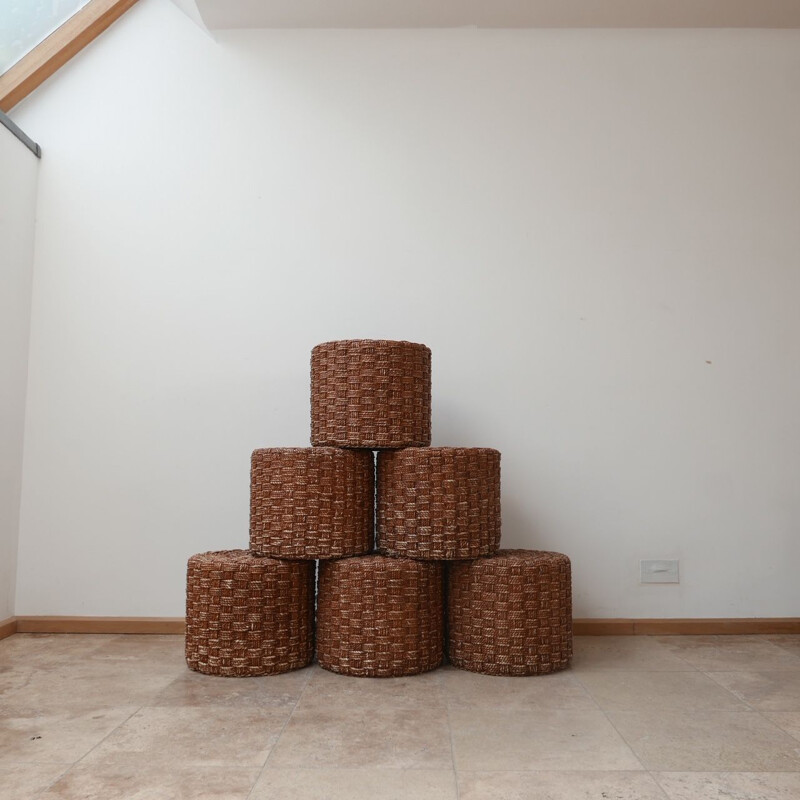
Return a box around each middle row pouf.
[250,447,374,559]
[250,446,501,560]
[377,447,501,560]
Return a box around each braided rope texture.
[317,555,444,677]
[448,549,572,676]
[311,339,431,449]
[250,447,374,559]
[377,447,501,560]
[186,550,314,677]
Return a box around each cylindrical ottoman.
[311,339,431,449]
[186,550,314,677]
[250,447,374,559]
[317,555,444,677]
[448,550,572,676]
[377,448,501,560]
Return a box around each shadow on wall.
[497,494,548,553]
[433,398,547,554]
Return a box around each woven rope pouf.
[311,339,431,449]
[250,447,374,559]
[316,555,444,677]
[377,447,501,560]
[448,550,572,676]
[186,550,314,677]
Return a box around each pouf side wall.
[311,339,431,449]
[317,554,444,677]
[250,447,374,560]
[186,550,315,677]
[447,549,572,676]
[377,447,501,560]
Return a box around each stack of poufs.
[185,339,572,678]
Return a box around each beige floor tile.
[0,660,182,712]
[655,636,800,672]
[607,709,800,771]
[765,635,800,658]
[0,635,117,667]
[448,707,641,771]
[39,761,260,799]
[251,768,458,799]
[654,771,800,800]
[268,703,453,769]
[87,635,186,669]
[151,665,311,708]
[0,666,36,700]
[578,670,746,711]
[441,665,595,710]
[707,671,800,711]
[458,770,668,799]
[0,762,70,800]
[571,637,694,671]
[83,706,291,767]
[0,707,137,765]
[762,711,800,741]
[301,665,445,710]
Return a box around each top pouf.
[311,340,431,449]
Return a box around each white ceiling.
[173,0,800,30]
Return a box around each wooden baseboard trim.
[574,619,636,635]
[574,618,800,635]
[14,616,185,635]
[0,617,17,640]
[3,616,798,638]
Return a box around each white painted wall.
[0,123,38,621]
[11,0,800,618]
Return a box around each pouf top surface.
[382,446,500,458]
[471,549,570,568]
[187,549,291,569]
[326,553,438,571]
[312,339,430,353]
[251,446,367,457]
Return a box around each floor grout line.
[28,703,145,798]
[647,769,676,799]
[437,668,461,799]
[244,665,315,800]
[700,669,759,711]
[570,668,649,773]
[5,634,800,797]
[750,709,800,742]
[30,763,80,800]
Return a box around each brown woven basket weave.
[448,549,572,676]
[377,447,501,560]
[186,550,314,677]
[250,447,374,559]
[311,339,431,449]
[317,555,444,677]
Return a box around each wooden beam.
[0,617,17,641]
[573,619,636,636]
[575,617,800,635]
[14,616,185,635]
[0,0,139,113]
[4,616,799,637]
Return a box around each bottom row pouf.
[448,549,572,676]
[186,550,314,676]
[316,555,444,677]
[184,548,572,679]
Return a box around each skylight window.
[0,0,91,75]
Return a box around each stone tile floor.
[1,633,800,798]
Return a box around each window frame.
[0,0,139,113]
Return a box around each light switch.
[640,559,679,584]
